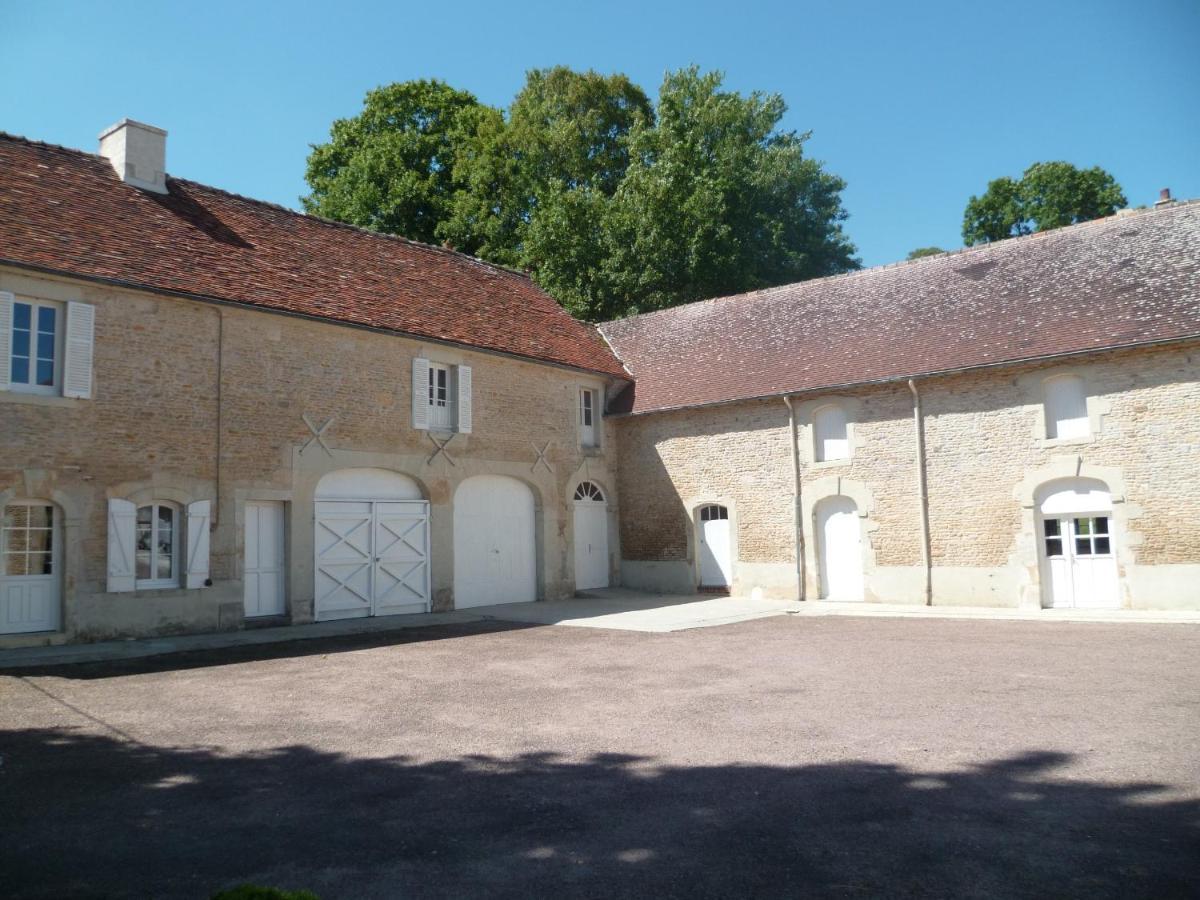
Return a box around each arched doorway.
[1037,478,1118,609]
[1,500,61,634]
[313,468,429,621]
[573,481,609,591]
[816,496,864,601]
[454,475,536,608]
[697,504,732,589]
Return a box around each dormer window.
[813,403,850,462]
[1044,374,1089,440]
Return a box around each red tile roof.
[601,201,1200,414]
[0,133,627,379]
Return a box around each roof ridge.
[601,198,1200,328]
[0,130,535,286]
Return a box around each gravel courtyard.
[2,615,1198,899]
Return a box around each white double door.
[1041,515,1118,609]
[315,499,431,620]
[244,501,286,617]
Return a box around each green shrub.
[212,886,320,900]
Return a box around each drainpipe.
[907,379,932,606]
[782,395,806,601]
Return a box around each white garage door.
[1,502,60,634]
[573,481,609,591]
[454,475,536,608]
[817,496,864,601]
[314,469,430,621]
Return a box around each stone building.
[1,120,1198,648]
[0,122,626,647]
[600,200,1200,610]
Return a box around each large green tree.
[302,80,484,244]
[962,162,1127,245]
[304,67,859,320]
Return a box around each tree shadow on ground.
[1,729,1196,899]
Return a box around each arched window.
[136,502,180,588]
[814,404,850,462]
[573,481,605,502]
[1044,375,1089,440]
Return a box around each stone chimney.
[98,119,167,193]
[1154,188,1173,208]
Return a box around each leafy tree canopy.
[962,162,1126,246]
[304,67,858,320]
[906,246,946,260]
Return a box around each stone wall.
[0,266,621,647]
[614,341,1200,608]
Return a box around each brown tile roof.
[600,200,1200,414]
[0,133,627,379]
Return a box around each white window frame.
[427,363,456,432]
[135,502,182,590]
[7,297,63,396]
[579,388,599,448]
[1043,374,1090,441]
[813,403,850,463]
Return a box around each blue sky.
[2,0,1197,267]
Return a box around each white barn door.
[454,475,536,608]
[314,469,430,621]
[244,501,285,617]
[698,505,732,589]
[573,482,609,591]
[817,496,864,601]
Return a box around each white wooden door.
[1041,515,1118,609]
[454,476,536,608]
[818,496,864,601]
[314,499,431,621]
[1,503,60,634]
[373,501,432,615]
[244,501,285,617]
[698,505,732,588]
[573,482,609,591]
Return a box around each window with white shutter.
[414,358,471,433]
[1044,375,1089,440]
[107,498,137,593]
[814,404,850,462]
[185,500,211,589]
[456,365,472,434]
[62,301,95,399]
[579,388,598,447]
[412,357,430,430]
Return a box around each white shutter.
[412,357,430,430]
[62,301,95,399]
[0,291,12,392]
[186,500,211,589]
[456,364,472,434]
[106,498,136,593]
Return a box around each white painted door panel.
[314,499,430,621]
[818,497,864,601]
[244,501,285,617]
[454,476,536,608]
[573,502,609,590]
[699,515,732,588]
[1,503,59,634]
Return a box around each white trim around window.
[135,502,182,589]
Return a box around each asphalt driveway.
[2,616,1198,899]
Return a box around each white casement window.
[813,403,850,462]
[135,503,180,588]
[580,388,598,447]
[1044,375,1089,440]
[107,498,210,592]
[411,358,472,434]
[0,292,94,398]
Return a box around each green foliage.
[211,885,320,900]
[906,246,946,260]
[302,80,483,244]
[962,162,1126,245]
[305,67,859,320]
